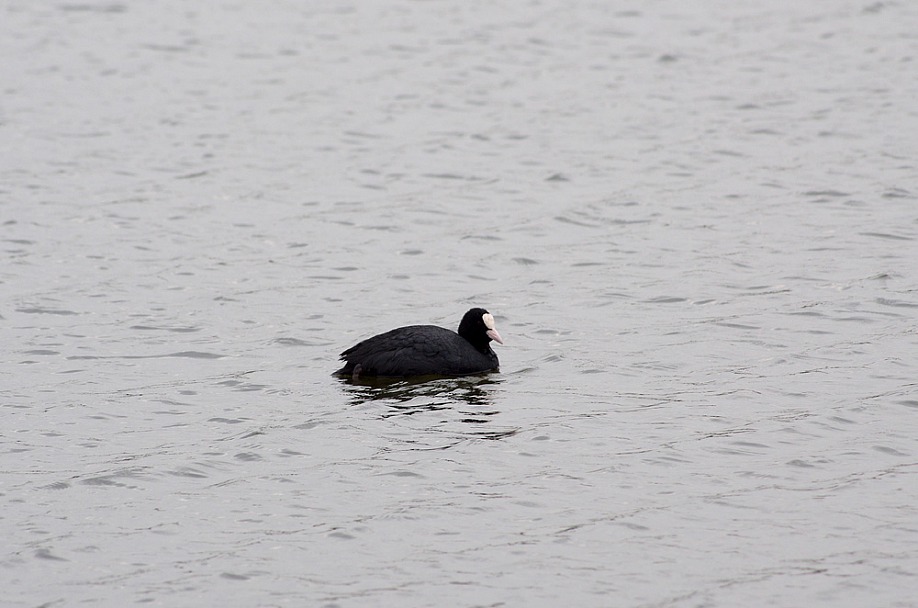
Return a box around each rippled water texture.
[3,1,917,606]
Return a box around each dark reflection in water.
[338,374,501,406]
[337,375,516,439]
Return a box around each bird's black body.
[335,308,502,379]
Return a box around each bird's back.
[336,324,497,377]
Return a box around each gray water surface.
[3,1,918,607]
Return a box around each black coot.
[335,308,503,379]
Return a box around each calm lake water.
[3,1,917,606]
